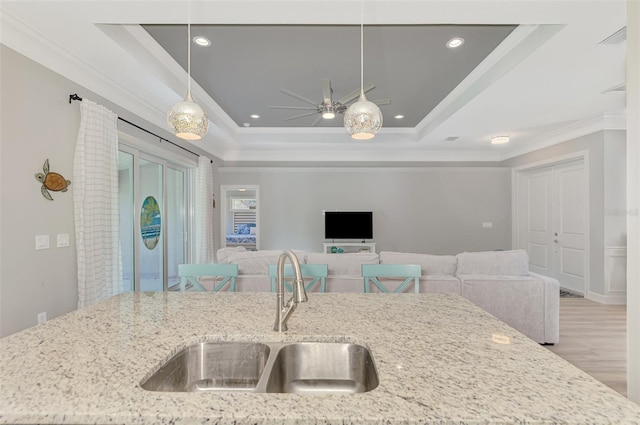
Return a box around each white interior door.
[516,159,587,294]
[517,168,554,276]
[553,161,587,294]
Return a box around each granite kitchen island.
[1,292,639,424]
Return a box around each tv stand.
[323,242,376,254]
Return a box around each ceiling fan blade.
[282,111,318,121]
[310,115,323,127]
[337,83,375,105]
[268,105,318,110]
[372,98,391,106]
[321,78,333,104]
[280,89,318,107]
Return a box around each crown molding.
[219,166,509,173]
[499,113,627,160]
[221,149,502,163]
[0,10,160,135]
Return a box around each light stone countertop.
[1,292,639,424]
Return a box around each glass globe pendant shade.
[167,91,209,140]
[343,92,383,140]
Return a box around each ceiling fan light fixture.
[322,104,336,119]
[167,2,209,141]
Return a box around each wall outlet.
[57,233,70,248]
[35,235,50,250]
[37,312,47,324]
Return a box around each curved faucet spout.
[274,250,308,332]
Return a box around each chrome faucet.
[273,250,308,332]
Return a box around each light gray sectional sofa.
[215,247,559,344]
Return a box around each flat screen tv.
[324,211,373,240]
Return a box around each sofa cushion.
[379,251,457,276]
[225,249,305,275]
[456,250,529,276]
[305,252,379,276]
[216,246,247,263]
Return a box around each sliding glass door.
[166,167,186,289]
[139,158,164,291]
[118,146,189,292]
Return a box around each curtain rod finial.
[69,94,83,104]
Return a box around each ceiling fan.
[268,78,391,126]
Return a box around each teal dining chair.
[178,263,239,292]
[362,264,421,294]
[268,263,329,293]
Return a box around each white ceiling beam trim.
[416,24,564,142]
[221,149,502,163]
[219,166,508,173]
[0,7,232,153]
[98,24,238,146]
[499,114,627,161]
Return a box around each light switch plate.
[35,235,50,250]
[57,233,70,248]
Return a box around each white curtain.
[194,156,215,263]
[73,99,122,308]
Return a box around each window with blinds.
[233,211,256,233]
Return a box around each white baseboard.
[587,291,627,305]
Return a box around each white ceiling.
[0,1,628,163]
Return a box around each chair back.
[362,264,421,293]
[268,263,329,292]
[178,263,239,292]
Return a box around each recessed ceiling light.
[243,123,250,127]
[192,36,211,47]
[446,37,465,49]
[394,114,404,119]
[491,136,510,145]
[238,188,247,192]
[250,114,260,119]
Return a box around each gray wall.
[603,130,627,247]
[217,167,512,254]
[1,46,80,337]
[0,46,206,337]
[502,130,626,297]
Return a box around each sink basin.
[265,343,379,394]
[141,341,378,394]
[141,342,270,392]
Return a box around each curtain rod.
[69,93,209,161]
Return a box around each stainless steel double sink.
[141,341,379,394]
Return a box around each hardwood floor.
[545,297,627,396]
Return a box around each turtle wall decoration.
[35,159,71,201]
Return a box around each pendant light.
[343,0,382,140]
[167,1,209,140]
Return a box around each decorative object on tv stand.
[35,159,71,201]
[167,0,209,140]
[343,0,383,139]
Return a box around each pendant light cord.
[360,0,364,98]
[187,0,192,96]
